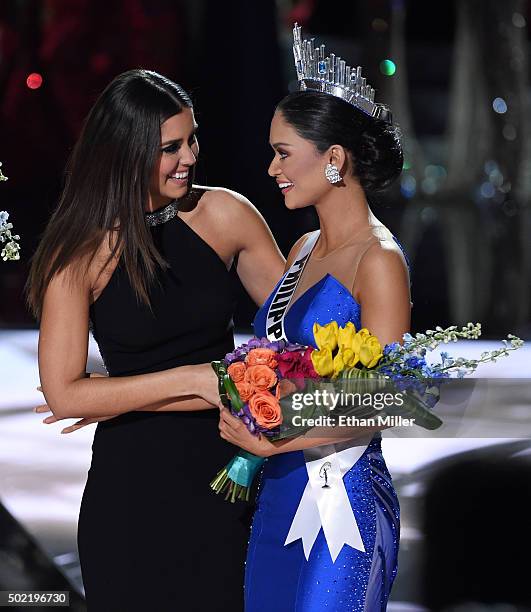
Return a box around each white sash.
[284,436,372,562]
[265,230,320,342]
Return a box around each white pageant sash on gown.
[265,231,371,562]
[284,436,372,562]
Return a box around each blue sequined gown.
[245,233,401,612]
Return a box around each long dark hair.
[26,69,193,319]
[277,91,403,193]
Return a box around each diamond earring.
[325,163,342,184]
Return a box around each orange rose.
[245,348,278,369]
[276,378,298,400]
[227,361,247,383]
[244,364,278,391]
[235,381,255,402]
[249,391,283,429]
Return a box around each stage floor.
[1,329,530,609]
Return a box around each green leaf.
[224,374,244,411]
[211,360,229,407]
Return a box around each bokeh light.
[26,73,43,89]
[379,59,396,76]
[425,165,447,181]
[503,124,517,141]
[484,160,498,174]
[400,175,416,198]
[421,177,437,195]
[492,97,507,114]
[480,182,495,199]
[512,12,526,28]
[488,167,504,187]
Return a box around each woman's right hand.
[34,402,114,433]
[35,372,114,433]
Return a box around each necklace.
[145,200,179,227]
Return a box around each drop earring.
[325,163,342,184]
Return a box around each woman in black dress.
[27,70,284,611]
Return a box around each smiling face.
[268,110,340,209]
[149,107,199,210]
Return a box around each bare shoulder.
[195,185,263,223]
[43,235,114,305]
[193,185,273,251]
[358,230,409,280]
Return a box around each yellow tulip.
[342,347,360,368]
[311,347,334,377]
[350,328,368,353]
[333,347,360,376]
[313,321,339,352]
[357,328,371,340]
[332,350,345,378]
[359,336,383,368]
[337,322,356,351]
[352,332,362,354]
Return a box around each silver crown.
[292,23,392,123]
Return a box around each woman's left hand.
[218,406,276,457]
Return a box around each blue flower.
[431,369,450,379]
[384,342,400,357]
[421,364,434,377]
[405,356,426,370]
[379,365,396,377]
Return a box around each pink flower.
[277,348,319,380]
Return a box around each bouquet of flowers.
[0,163,21,262]
[211,322,523,502]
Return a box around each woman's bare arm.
[39,265,219,420]
[204,189,285,306]
[38,190,285,422]
[355,242,411,346]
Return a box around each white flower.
[0,164,21,262]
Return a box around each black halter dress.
[78,197,248,611]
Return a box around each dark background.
[1,0,530,338]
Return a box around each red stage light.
[26,73,43,89]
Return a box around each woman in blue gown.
[218,28,410,612]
